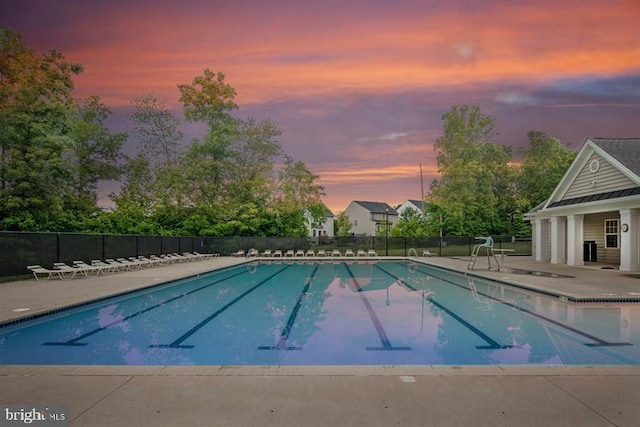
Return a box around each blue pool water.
[1,260,639,365]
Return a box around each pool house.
[526,137,640,271]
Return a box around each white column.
[550,216,566,264]
[566,214,584,266]
[619,209,640,272]
[534,219,545,262]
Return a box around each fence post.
[102,234,106,260]
[57,232,61,262]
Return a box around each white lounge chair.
[316,249,326,257]
[27,265,64,280]
[295,249,305,257]
[331,249,341,257]
[247,248,259,257]
[231,250,245,257]
[285,250,295,257]
[357,250,366,257]
[73,260,107,275]
[306,249,315,256]
[261,249,272,257]
[423,250,436,257]
[344,249,355,257]
[90,259,119,272]
[105,258,130,271]
[53,262,87,278]
[368,249,378,256]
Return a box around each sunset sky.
[2,0,639,213]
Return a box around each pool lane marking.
[375,265,512,350]
[42,266,257,347]
[404,263,633,348]
[258,265,319,350]
[344,264,411,351]
[150,265,291,349]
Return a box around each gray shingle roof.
[590,138,640,178]
[406,199,424,210]
[354,201,398,215]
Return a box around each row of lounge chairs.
[234,249,379,257]
[27,252,217,280]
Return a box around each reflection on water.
[0,261,639,366]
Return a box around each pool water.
[1,260,638,365]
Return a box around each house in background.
[396,199,424,217]
[305,206,335,238]
[525,137,640,271]
[343,201,398,236]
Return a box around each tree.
[427,105,514,236]
[335,212,352,237]
[129,94,186,209]
[65,95,126,215]
[0,27,84,230]
[390,207,429,237]
[516,131,576,211]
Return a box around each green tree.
[335,212,352,237]
[129,94,186,209]
[66,95,126,216]
[0,27,83,230]
[427,105,515,236]
[516,131,576,212]
[391,207,429,237]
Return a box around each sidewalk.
[1,256,639,426]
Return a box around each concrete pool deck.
[1,256,639,426]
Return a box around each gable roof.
[529,137,640,216]
[353,201,398,215]
[401,199,424,211]
[590,138,640,178]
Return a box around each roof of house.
[353,201,398,215]
[398,199,424,211]
[590,138,640,178]
[527,137,640,215]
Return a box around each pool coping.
[2,364,639,377]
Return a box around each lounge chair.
[285,250,295,257]
[27,265,64,280]
[367,249,378,256]
[306,249,315,256]
[261,249,272,257]
[331,249,341,257]
[357,250,366,257]
[182,252,202,261]
[247,248,259,257]
[130,256,154,267]
[118,258,144,269]
[423,250,436,257]
[317,249,326,257]
[193,251,218,258]
[90,259,119,272]
[231,250,245,257]
[344,249,355,257]
[295,249,305,257]
[174,253,191,262]
[105,258,130,271]
[273,250,283,257]
[151,255,171,264]
[138,255,163,266]
[53,262,87,279]
[73,260,107,275]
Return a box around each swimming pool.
[1,260,638,365]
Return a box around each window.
[604,219,619,248]
[354,220,358,226]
